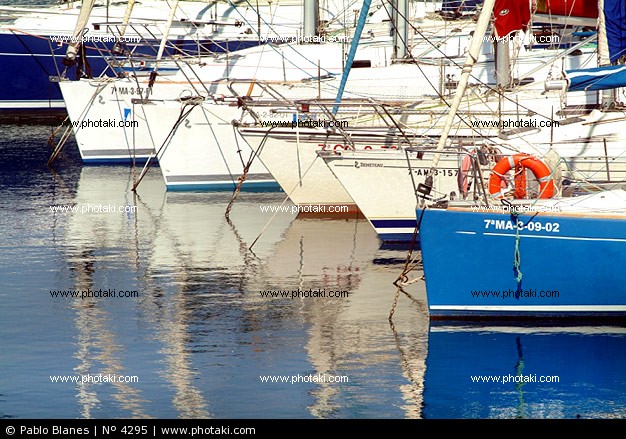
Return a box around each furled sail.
[492,0,534,39]
[564,0,626,90]
[598,0,626,64]
[566,64,626,91]
[64,0,97,65]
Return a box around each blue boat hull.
[419,208,626,320]
[0,33,261,111]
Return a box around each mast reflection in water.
[0,124,624,419]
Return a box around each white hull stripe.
[482,232,626,242]
[166,173,274,183]
[82,149,155,157]
[374,227,416,235]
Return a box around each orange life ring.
[488,154,555,199]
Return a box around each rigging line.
[121,55,170,162]
[401,104,502,155]
[411,18,478,60]
[174,89,239,125]
[124,22,161,58]
[321,0,368,28]
[224,157,251,220]
[387,295,427,420]
[10,29,54,77]
[162,0,200,26]
[223,0,337,78]
[373,100,416,147]
[86,27,132,77]
[171,58,210,99]
[107,76,139,163]
[393,205,426,288]
[354,17,561,146]
[132,101,198,192]
[388,2,588,123]
[232,118,254,170]
[309,101,356,148]
[250,0,283,79]
[47,124,73,167]
[48,79,112,165]
[516,33,598,84]
[46,36,64,82]
[199,105,238,185]
[246,128,326,251]
[462,83,513,125]
[125,56,150,100]
[409,83,563,156]
[383,7,489,80]
[226,106,279,220]
[388,284,402,323]
[296,109,302,185]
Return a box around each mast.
[332,0,372,115]
[393,0,409,60]
[421,0,496,196]
[155,0,180,63]
[303,0,319,40]
[112,0,136,54]
[495,38,511,89]
[148,0,179,89]
[64,0,97,65]
[117,0,136,41]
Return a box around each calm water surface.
[1,124,625,419]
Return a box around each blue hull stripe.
[166,181,282,192]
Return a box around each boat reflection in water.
[63,166,162,418]
[57,164,427,418]
[62,166,294,417]
[423,324,626,419]
[261,218,428,418]
[262,216,378,417]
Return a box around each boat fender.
[458,154,473,197]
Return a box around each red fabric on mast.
[493,0,534,39]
